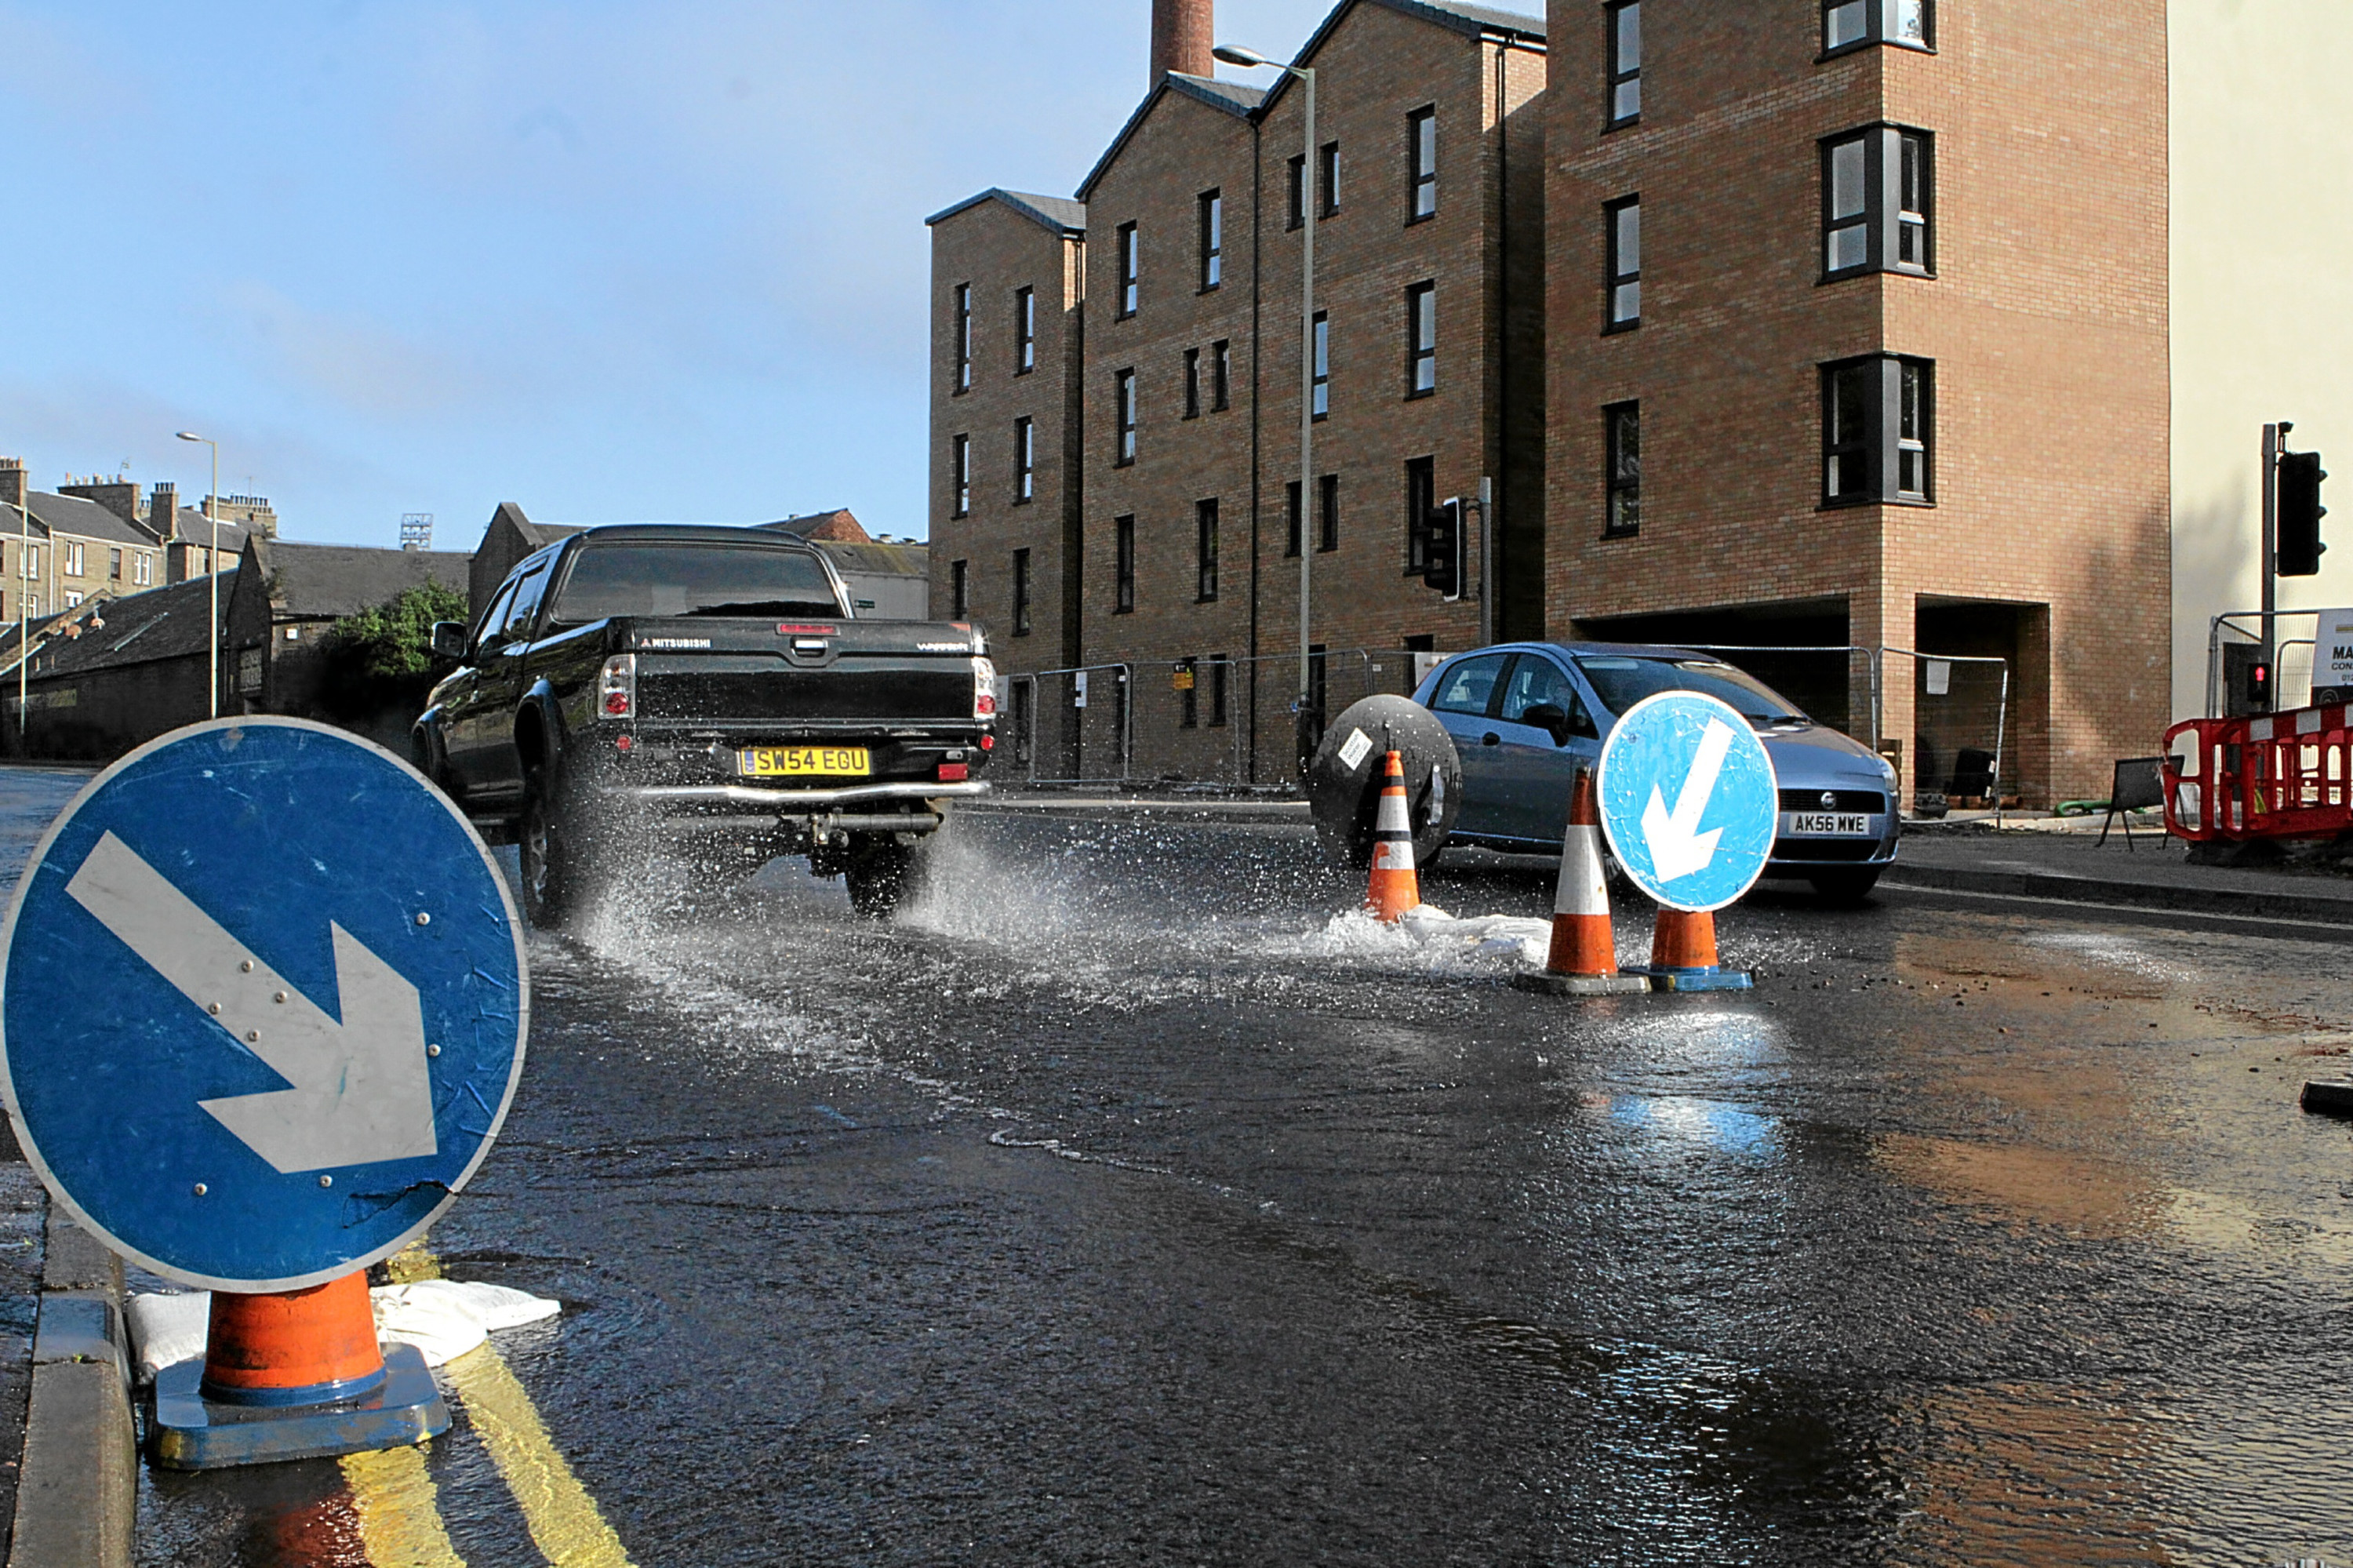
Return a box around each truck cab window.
[548,544,846,624]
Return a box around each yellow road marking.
[342,1445,469,1568]
[387,1242,637,1568]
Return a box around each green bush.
[318,581,469,719]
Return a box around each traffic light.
[2246,658,2273,713]
[2280,449,2329,577]
[1422,499,1463,599]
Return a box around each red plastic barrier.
[2164,705,2353,843]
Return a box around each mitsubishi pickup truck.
[413,524,995,923]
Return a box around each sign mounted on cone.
[1595,692,1778,914]
[0,719,529,1293]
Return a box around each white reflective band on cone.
[1375,791,1413,834]
[1555,824,1609,917]
[1373,840,1416,871]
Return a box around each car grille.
[1772,839,1882,862]
[1778,788,1889,814]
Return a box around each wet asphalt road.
[7,773,2346,1566]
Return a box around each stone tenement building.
[931,0,2173,805]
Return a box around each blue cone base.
[151,1342,448,1471]
[1633,966,1755,992]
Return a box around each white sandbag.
[125,1291,210,1384]
[125,1278,562,1380]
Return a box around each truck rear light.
[980,733,994,751]
[972,657,998,720]
[598,653,636,720]
[937,762,969,782]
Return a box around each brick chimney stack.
[1152,0,1213,82]
[151,482,176,536]
[0,460,24,514]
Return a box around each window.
[1118,223,1139,316]
[1016,286,1036,374]
[1312,313,1330,420]
[1287,155,1307,230]
[954,283,972,392]
[1196,499,1219,602]
[1319,142,1340,216]
[1500,656,1596,736]
[64,542,82,577]
[133,553,152,587]
[108,548,122,580]
[1406,282,1437,395]
[1430,652,1507,716]
[1184,348,1202,419]
[952,434,971,517]
[1209,655,1230,727]
[1115,516,1136,612]
[1822,355,1934,505]
[1211,340,1231,411]
[950,558,969,618]
[64,590,82,608]
[1822,127,1933,278]
[1115,369,1138,464]
[1318,474,1340,553]
[1607,2,1641,126]
[1285,480,1303,558]
[1824,0,1931,54]
[16,546,32,580]
[1606,198,1641,328]
[1404,455,1435,574]
[1605,402,1641,537]
[1198,191,1223,290]
[1012,548,1032,636]
[1179,656,1200,729]
[1014,417,1035,503]
[1408,107,1438,220]
[504,562,551,642]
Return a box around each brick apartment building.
[932,0,2173,804]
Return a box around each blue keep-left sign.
[0,718,529,1292]
[1596,691,1780,914]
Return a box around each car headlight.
[1878,754,1898,784]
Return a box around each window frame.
[1114,515,1136,613]
[1284,480,1303,558]
[1406,282,1438,397]
[1287,155,1307,231]
[1115,369,1138,466]
[1015,286,1036,374]
[950,558,969,620]
[1318,473,1340,554]
[1211,340,1231,411]
[1184,347,1202,420]
[953,282,972,393]
[1605,196,1642,331]
[1013,416,1035,504]
[951,433,971,518]
[1198,190,1223,292]
[1820,125,1933,282]
[1312,312,1330,420]
[1606,1,1642,129]
[1604,401,1641,538]
[1012,547,1032,636]
[1196,498,1220,603]
[1820,354,1936,508]
[1406,106,1438,223]
[1117,222,1140,318]
[1404,455,1435,576]
[1318,141,1341,216]
[1820,0,1934,59]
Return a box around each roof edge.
[926,187,1088,236]
[1077,75,1264,203]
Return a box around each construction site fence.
[2163,703,2353,842]
[993,642,2010,807]
[2206,609,2347,717]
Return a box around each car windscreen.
[547,544,844,623]
[1573,657,1808,723]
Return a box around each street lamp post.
[176,432,220,718]
[1212,42,1317,776]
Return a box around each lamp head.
[1212,44,1273,68]
[175,431,206,444]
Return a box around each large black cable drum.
[1304,694,1462,868]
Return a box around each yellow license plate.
[737,746,871,778]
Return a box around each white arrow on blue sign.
[1595,691,1780,914]
[0,719,529,1293]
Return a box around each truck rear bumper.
[599,779,988,828]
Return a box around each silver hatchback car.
[1413,642,1900,898]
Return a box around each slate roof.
[26,492,160,548]
[158,506,253,557]
[1078,75,1267,202]
[811,541,928,578]
[250,540,471,620]
[926,187,1088,236]
[1254,0,1544,115]
[759,509,871,543]
[11,572,233,678]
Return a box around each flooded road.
[82,800,2353,1565]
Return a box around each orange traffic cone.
[201,1273,388,1406]
[1515,765,1648,995]
[1641,905,1753,991]
[1364,751,1422,922]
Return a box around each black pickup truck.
[415,524,995,922]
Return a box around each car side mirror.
[1518,703,1573,747]
[430,621,469,661]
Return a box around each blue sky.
[0,1,1531,549]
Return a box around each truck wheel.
[518,767,584,927]
[1808,868,1882,904]
[842,839,913,919]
